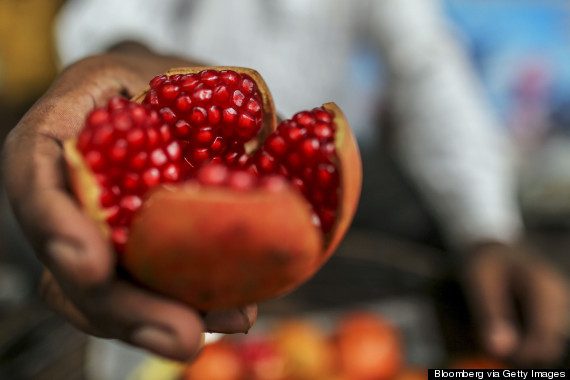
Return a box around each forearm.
[372,0,523,251]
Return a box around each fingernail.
[131,326,184,359]
[204,310,248,333]
[485,322,518,357]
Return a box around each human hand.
[2,47,257,361]
[462,242,569,366]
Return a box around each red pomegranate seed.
[314,163,338,189]
[126,128,146,148]
[223,107,238,126]
[110,139,128,162]
[158,83,180,103]
[200,69,220,86]
[166,141,182,161]
[129,151,148,170]
[150,149,168,167]
[112,113,133,131]
[265,134,287,158]
[213,84,231,105]
[108,97,129,111]
[237,112,257,139]
[121,173,140,193]
[174,120,191,139]
[190,107,207,126]
[147,129,160,148]
[159,107,177,125]
[240,77,255,95]
[313,108,333,123]
[92,123,115,146]
[175,95,193,113]
[220,70,240,86]
[300,138,319,162]
[180,74,199,91]
[293,111,315,128]
[142,167,161,189]
[100,186,119,207]
[149,74,168,88]
[280,123,306,144]
[311,121,334,140]
[195,127,214,146]
[144,90,160,107]
[120,195,142,214]
[210,137,225,155]
[254,151,276,174]
[87,108,110,126]
[245,98,261,115]
[191,147,211,164]
[208,105,222,125]
[232,90,246,107]
[162,163,181,182]
[191,84,213,104]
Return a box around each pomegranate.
[64,67,362,310]
[335,311,403,380]
[183,340,244,380]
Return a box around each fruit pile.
[181,311,508,380]
[64,67,362,311]
[183,311,416,380]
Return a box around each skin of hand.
[462,241,569,366]
[2,45,257,361]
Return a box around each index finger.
[4,130,114,288]
[464,252,519,357]
[515,263,569,364]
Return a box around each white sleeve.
[55,0,185,67]
[370,0,523,250]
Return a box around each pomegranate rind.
[322,103,362,261]
[124,183,323,310]
[63,138,111,237]
[132,66,277,153]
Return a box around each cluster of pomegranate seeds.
[76,97,184,252]
[249,107,339,233]
[142,70,264,173]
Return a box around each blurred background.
[1,0,570,379]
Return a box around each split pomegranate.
[64,67,362,310]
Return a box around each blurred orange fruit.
[240,337,290,380]
[184,340,245,380]
[335,311,403,380]
[272,319,335,380]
